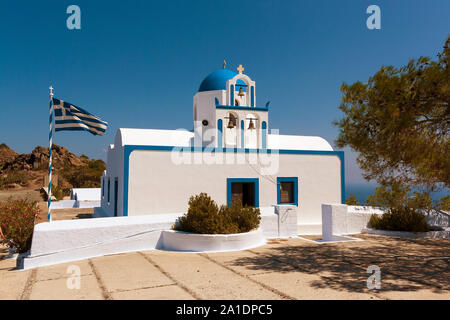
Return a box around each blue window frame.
[230,85,234,105]
[240,120,244,148]
[277,177,298,206]
[114,178,118,217]
[227,178,259,207]
[262,121,267,149]
[107,177,111,203]
[217,119,223,148]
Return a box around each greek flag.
[52,98,108,136]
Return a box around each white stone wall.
[70,188,101,201]
[274,205,298,237]
[127,150,342,225]
[322,205,450,241]
[101,141,124,217]
[322,204,384,240]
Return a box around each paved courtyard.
[0,234,449,300]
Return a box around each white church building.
[97,64,345,233]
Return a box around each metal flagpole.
[48,86,54,222]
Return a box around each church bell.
[227,118,235,129]
[238,87,245,97]
[248,119,256,130]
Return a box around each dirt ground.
[0,188,93,223]
[0,188,43,203]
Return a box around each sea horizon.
[345,182,449,205]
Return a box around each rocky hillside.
[0,144,18,164]
[1,144,88,172]
[0,143,105,191]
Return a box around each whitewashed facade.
[98,65,345,228]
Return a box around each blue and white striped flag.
[52,98,108,136]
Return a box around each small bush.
[0,198,40,253]
[52,185,65,201]
[40,185,67,201]
[368,206,430,233]
[438,195,450,211]
[174,193,260,234]
[366,183,410,208]
[345,193,360,206]
[60,158,106,188]
[0,172,30,189]
[408,191,433,211]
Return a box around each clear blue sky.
[0,0,449,185]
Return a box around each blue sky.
[0,0,449,185]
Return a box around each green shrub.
[0,198,40,253]
[52,185,65,201]
[345,193,360,205]
[438,195,450,211]
[60,158,106,188]
[0,172,30,189]
[408,191,433,211]
[174,193,261,234]
[368,206,430,233]
[366,183,410,208]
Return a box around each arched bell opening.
[225,112,238,147]
[234,79,248,107]
[244,113,259,149]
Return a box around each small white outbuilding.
[70,188,101,201]
[97,64,345,232]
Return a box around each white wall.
[215,109,268,149]
[127,150,341,225]
[70,188,101,201]
[101,140,124,217]
[193,90,223,147]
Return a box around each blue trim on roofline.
[122,145,345,217]
[276,177,298,206]
[227,178,259,207]
[216,105,268,112]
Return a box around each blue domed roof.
[198,69,238,92]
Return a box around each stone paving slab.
[111,284,195,300]
[0,234,449,300]
[29,275,103,300]
[90,252,174,293]
[372,275,450,300]
[354,234,450,257]
[0,268,30,300]
[144,251,282,300]
[0,257,18,271]
[35,260,93,281]
[250,271,380,300]
[205,250,272,276]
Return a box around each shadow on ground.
[232,236,449,293]
[75,213,93,219]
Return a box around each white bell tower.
[193,63,268,149]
